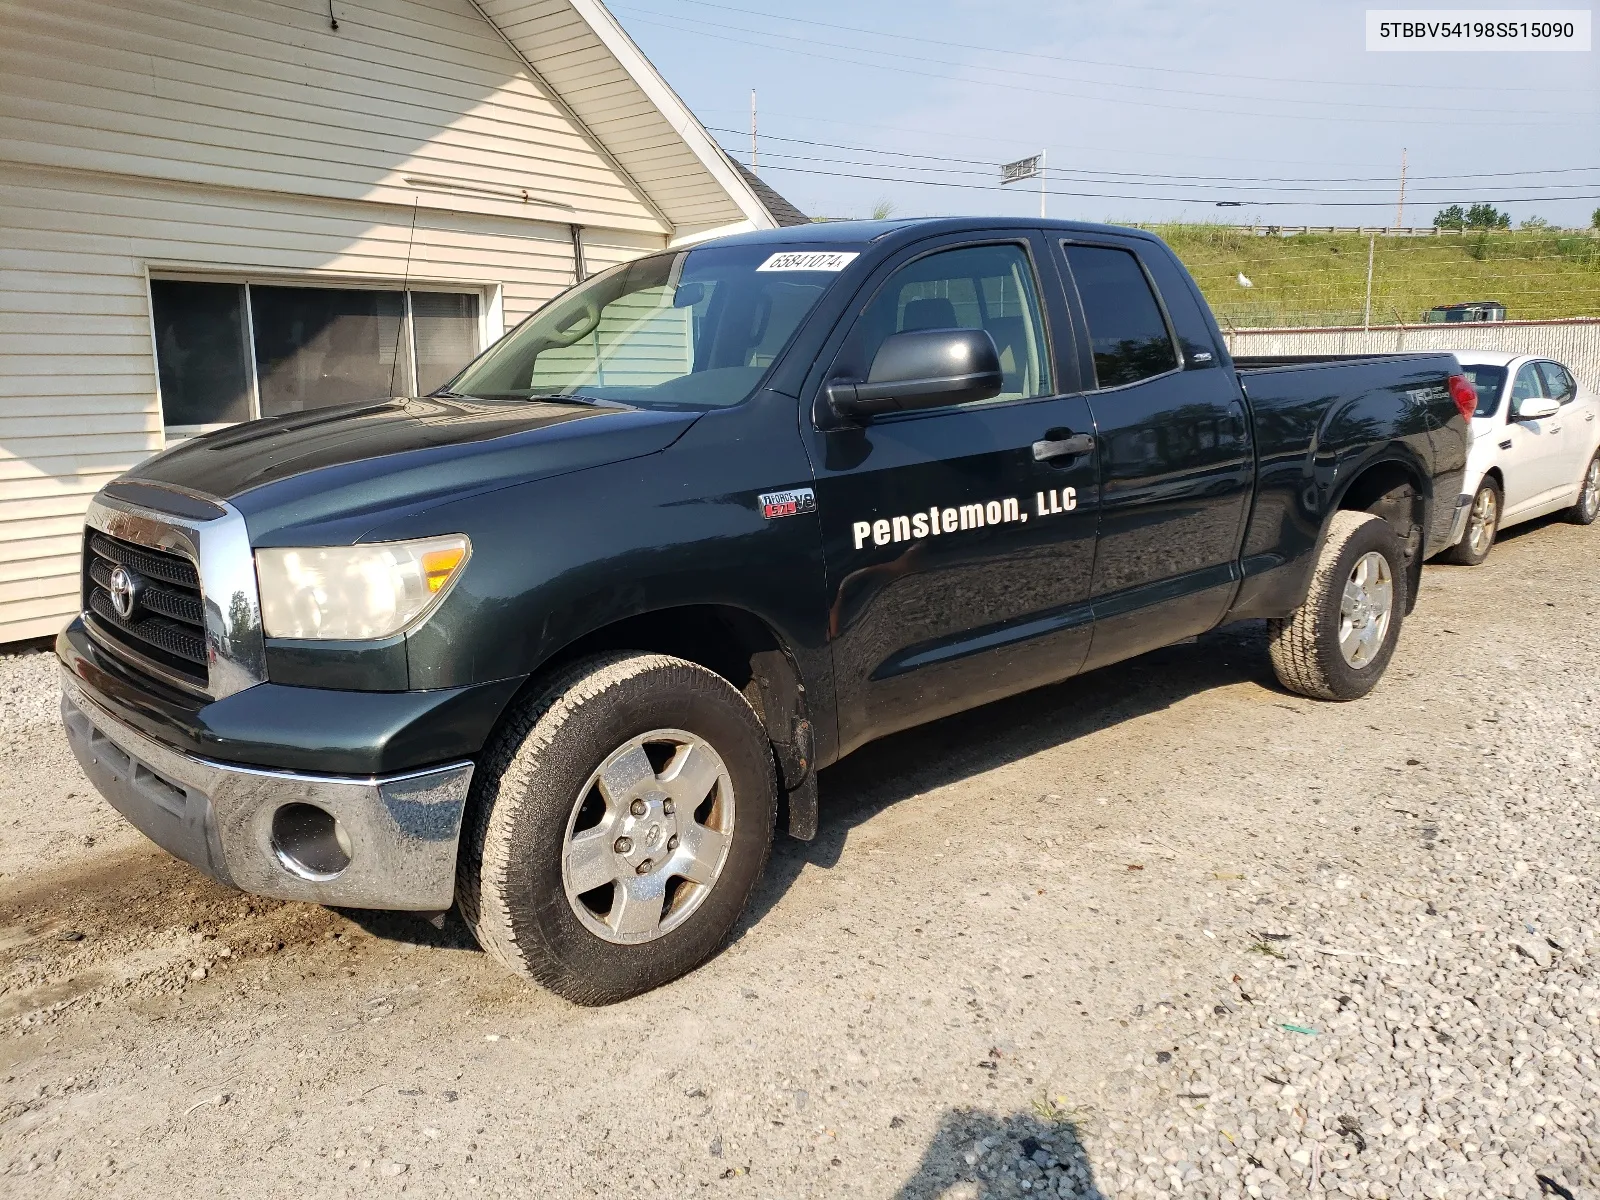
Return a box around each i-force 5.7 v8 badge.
[759,488,817,519]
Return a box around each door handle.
[1032,433,1095,461]
[1587,412,1595,422]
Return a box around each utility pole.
[1395,147,1408,230]
[1363,233,1375,331]
[750,89,758,176]
[1039,149,1047,219]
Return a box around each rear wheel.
[1268,511,1407,702]
[458,652,776,1004]
[1566,452,1599,526]
[1441,479,1500,565]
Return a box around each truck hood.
[125,395,700,543]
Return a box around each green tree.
[1433,204,1466,230]
[1592,206,1600,229]
[1465,203,1510,229]
[1519,215,1550,231]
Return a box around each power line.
[696,104,1401,170]
[750,160,1600,207]
[624,0,1585,96]
[719,140,1600,196]
[706,126,1600,187]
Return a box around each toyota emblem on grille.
[107,565,141,620]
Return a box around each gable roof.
[730,161,810,227]
[471,0,785,241]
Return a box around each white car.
[1439,350,1600,564]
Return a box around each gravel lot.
[2,512,1597,1198]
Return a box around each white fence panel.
[1223,318,1600,394]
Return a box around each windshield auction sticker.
[1367,9,1591,49]
[756,251,861,272]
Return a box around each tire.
[1566,451,1600,526]
[458,652,776,1005]
[1440,479,1500,565]
[1268,511,1408,702]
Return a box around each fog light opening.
[271,803,352,880]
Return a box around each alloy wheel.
[561,729,735,945]
[1338,551,1394,669]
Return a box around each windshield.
[448,243,860,409]
[1459,364,1508,417]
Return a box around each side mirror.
[826,328,1003,420]
[1515,396,1560,421]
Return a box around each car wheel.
[1441,479,1500,565]
[1567,452,1600,526]
[458,652,776,1005]
[1268,511,1408,702]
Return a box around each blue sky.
[609,0,1600,226]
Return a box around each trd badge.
[759,488,816,520]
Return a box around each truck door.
[804,234,1100,756]
[1054,239,1253,671]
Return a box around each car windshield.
[1459,364,1508,417]
[447,244,860,410]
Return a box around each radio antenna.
[390,198,419,396]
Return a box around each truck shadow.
[745,618,1273,928]
[894,1105,1106,1199]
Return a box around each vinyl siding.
[480,0,761,237]
[0,162,665,643]
[0,0,668,234]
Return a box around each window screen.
[150,280,253,426]
[1063,245,1179,389]
[251,286,405,417]
[848,243,1050,402]
[411,292,481,394]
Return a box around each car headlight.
[255,536,470,640]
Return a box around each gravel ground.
[1,512,1597,1198]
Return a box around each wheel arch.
[1328,452,1430,614]
[495,603,820,840]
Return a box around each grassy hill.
[1142,225,1600,329]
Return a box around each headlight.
[255,536,470,640]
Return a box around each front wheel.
[1440,479,1500,565]
[458,652,776,1004]
[1268,511,1407,702]
[1567,452,1600,526]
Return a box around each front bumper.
[62,670,473,911]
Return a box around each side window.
[1510,363,1545,415]
[1536,361,1576,405]
[846,243,1050,402]
[1062,245,1179,389]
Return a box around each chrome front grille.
[80,483,267,701]
[84,531,209,688]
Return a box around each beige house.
[0,0,804,644]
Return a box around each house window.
[149,278,483,430]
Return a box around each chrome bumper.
[61,670,474,911]
[1446,492,1473,547]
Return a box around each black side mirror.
[826,328,1003,420]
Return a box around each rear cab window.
[1059,244,1180,389]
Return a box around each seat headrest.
[901,297,959,332]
